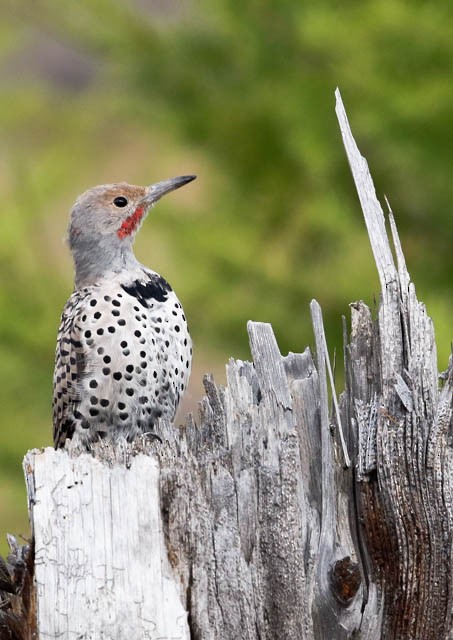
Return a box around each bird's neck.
[72,236,140,289]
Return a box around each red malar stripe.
[117,206,145,239]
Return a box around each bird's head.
[68,175,196,286]
[69,175,196,248]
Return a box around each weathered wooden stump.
[0,91,451,640]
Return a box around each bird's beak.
[142,175,196,207]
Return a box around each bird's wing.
[52,291,88,448]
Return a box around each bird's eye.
[113,196,128,208]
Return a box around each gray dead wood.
[336,88,452,639]
[17,93,452,640]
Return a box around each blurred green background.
[0,0,451,553]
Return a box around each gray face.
[69,183,149,249]
[67,176,196,287]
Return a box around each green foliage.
[0,0,451,552]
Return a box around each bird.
[52,175,196,449]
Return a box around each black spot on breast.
[121,275,172,308]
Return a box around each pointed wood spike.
[335,89,397,289]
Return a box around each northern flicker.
[53,175,195,449]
